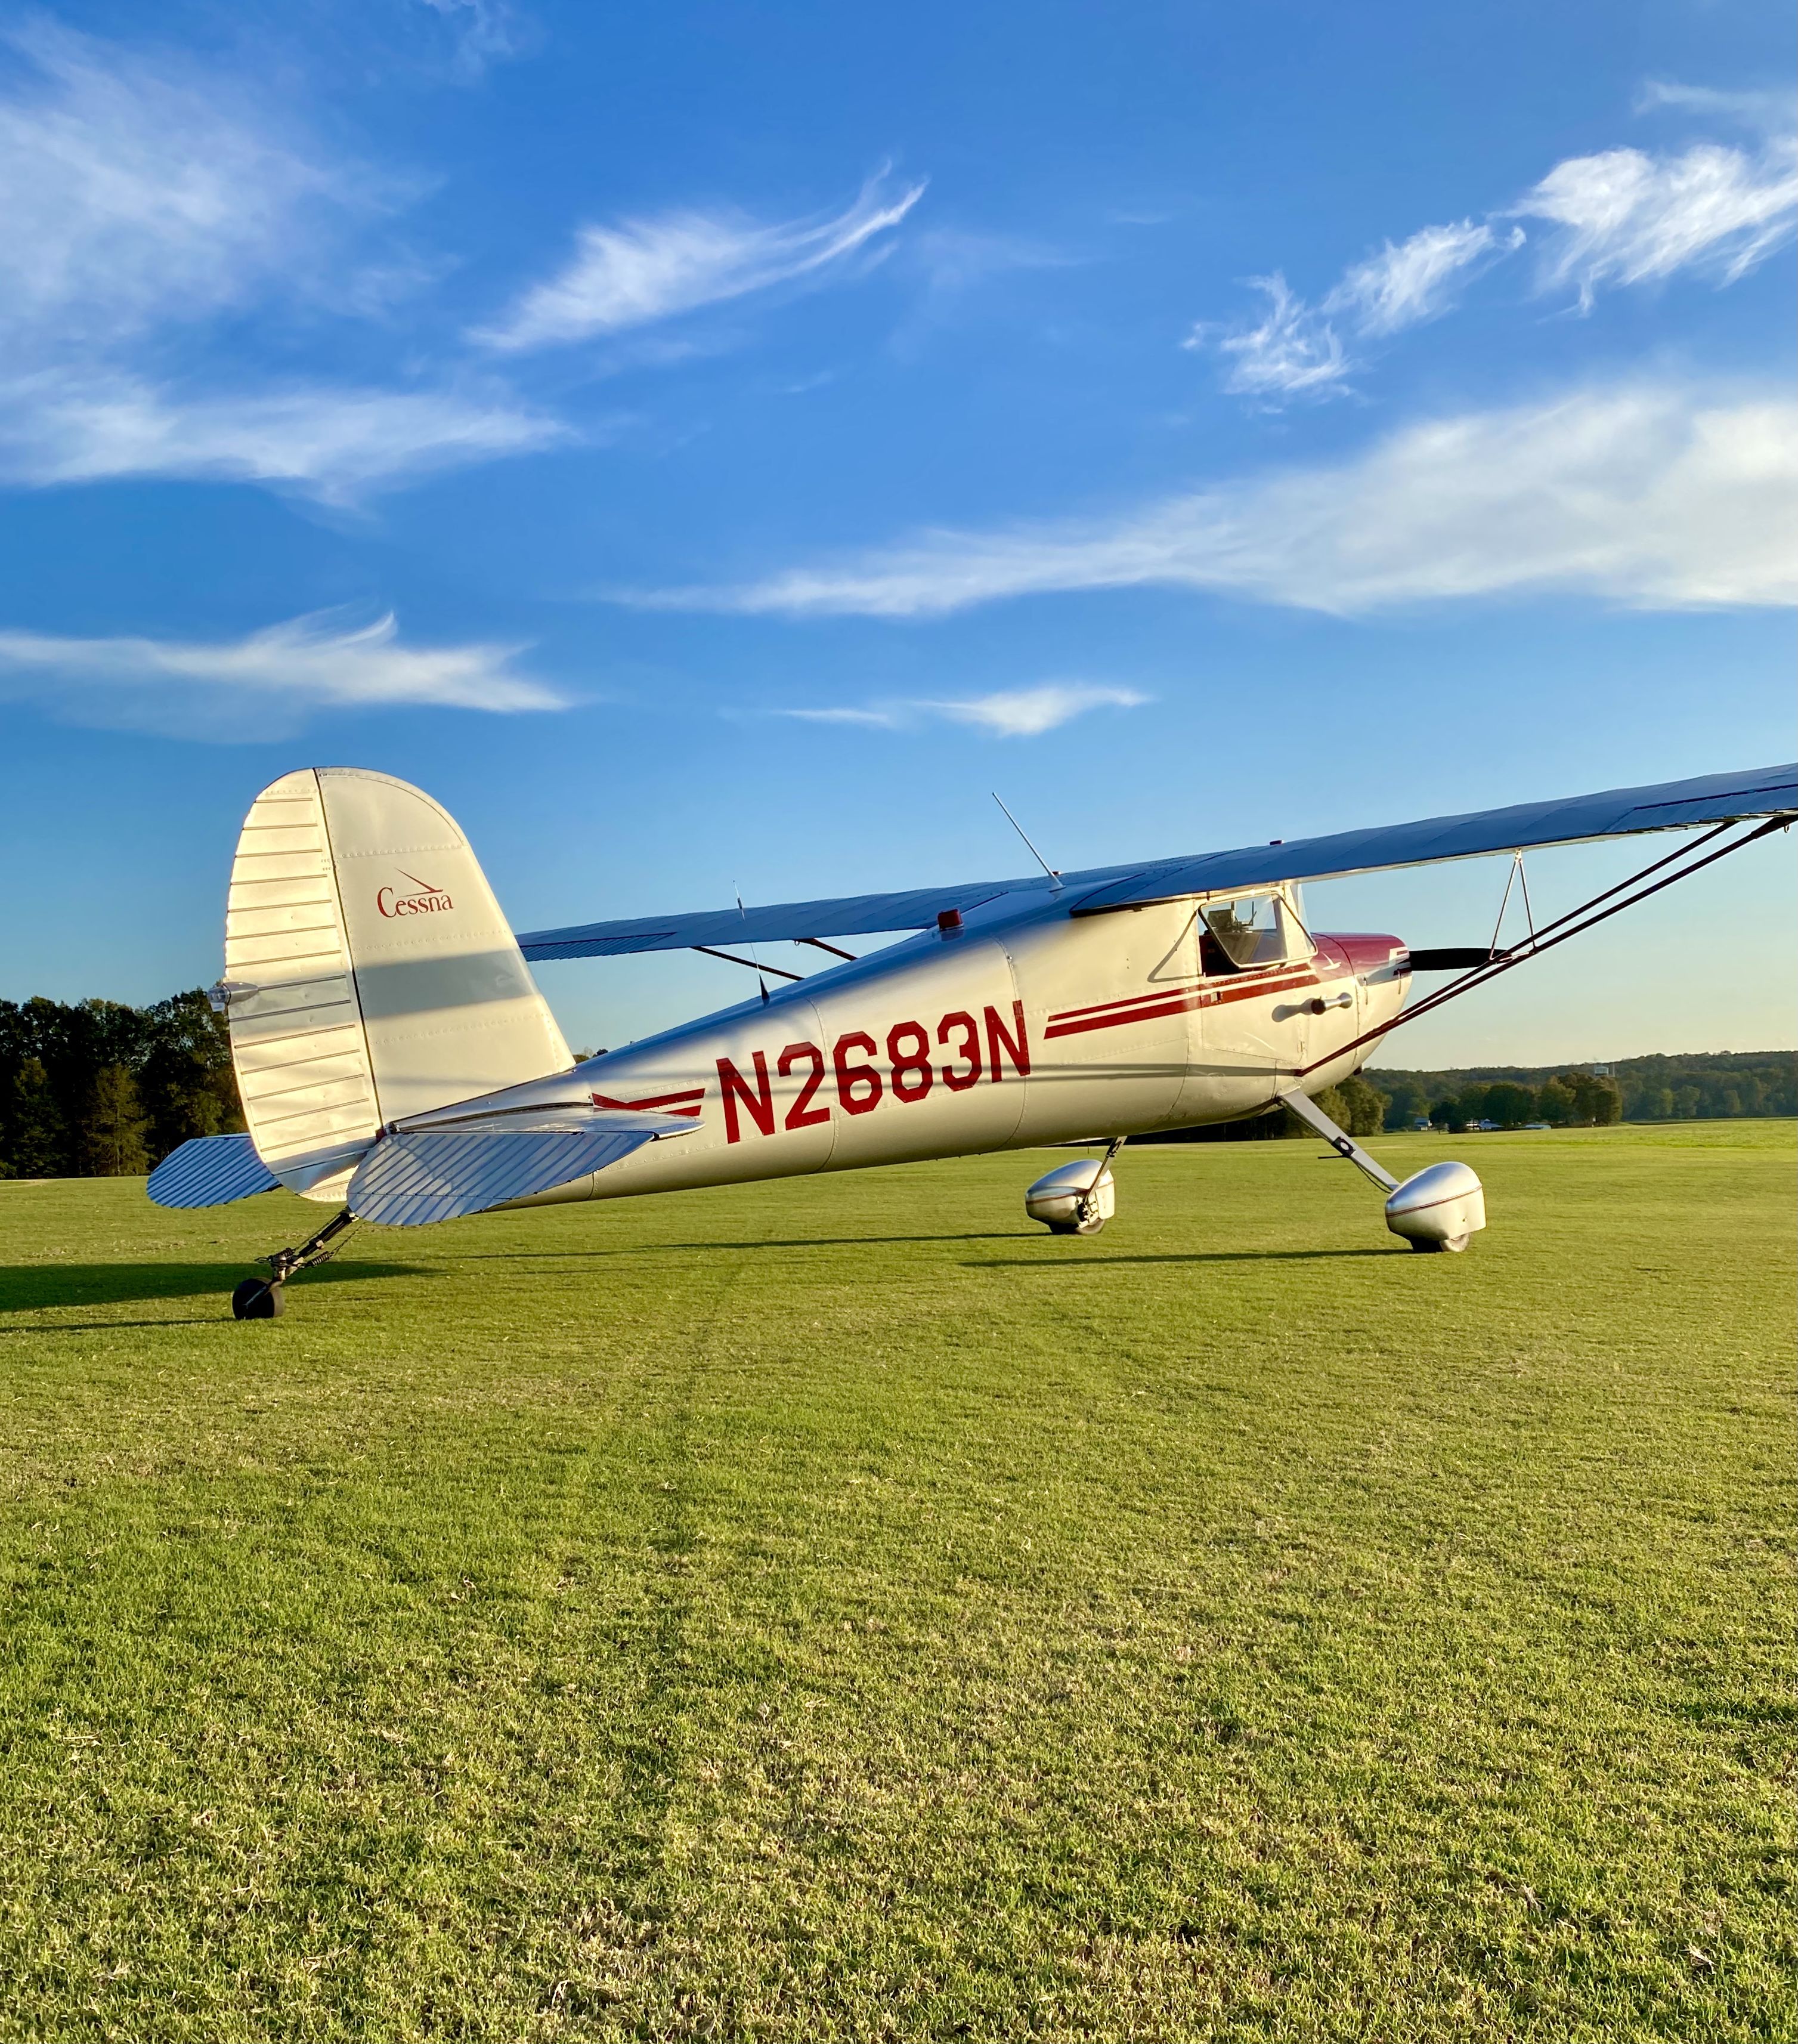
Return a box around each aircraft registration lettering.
[778,1042,830,1129]
[716,1000,1029,1145]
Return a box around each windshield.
[1201,896,1307,971]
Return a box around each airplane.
[146,761,1796,1318]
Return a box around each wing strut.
[692,944,804,982]
[1299,813,1790,1080]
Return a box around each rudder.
[221,768,571,1200]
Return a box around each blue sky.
[1,0,1792,1066]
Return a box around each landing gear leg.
[1279,1089,1486,1252]
[231,1208,357,1320]
[1074,1135,1128,1233]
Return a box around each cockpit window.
[1201,895,1310,972]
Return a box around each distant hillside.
[1366,1051,1796,1131]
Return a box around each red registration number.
[716,1001,1030,1143]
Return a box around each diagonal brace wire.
[1296,815,1791,1080]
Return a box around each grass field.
[0,1124,1791,2042]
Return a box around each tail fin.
[221,768,571,1199]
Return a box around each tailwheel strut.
[231,1209,357,1320]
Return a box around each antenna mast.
[992,793,1062,891]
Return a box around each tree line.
[0,994,242,1179]
[1367,1050,1796,1133]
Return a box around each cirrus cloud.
[1324,219,1509,336]
[1192,104,1797,404]
[476,172,926,352]
[627,384,1798,619]
[1516,138,1798,303]
[774,684,1148,738]
[0,610,565,738]
[0,23,571,502]
[0,372,570,501]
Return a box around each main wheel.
[231,1278,284,1319]
[1406,1235,1469,1254]
[1046,1214,1106,1236]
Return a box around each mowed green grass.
[0,1125,1791,2043]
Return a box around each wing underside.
[514,762,1797,960]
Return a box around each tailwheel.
[232,1208,356,1318]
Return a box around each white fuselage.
[460,892,1410,1211]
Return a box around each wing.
[516,762,1797,960]
[1067,761,1798,914]
[516,877,1056,960]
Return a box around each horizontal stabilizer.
[346,1107,690,1226]
[515,762,1796,959]
[147,1133,282,1208]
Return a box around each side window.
[1200,894,1311,973]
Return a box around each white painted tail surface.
[224,769,571,1201]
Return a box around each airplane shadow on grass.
[0,1258,429,1318]
[965,1247,1406,1269]
[458,1232,1036,1259]
[456,1236,1406,1266]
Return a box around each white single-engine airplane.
[147,762,1795,1318]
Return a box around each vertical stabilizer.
[222,768,570,1201]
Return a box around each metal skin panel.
[347,1125,663,1227]
[224,770,380,1199]
[315,769,572,1126]
[515,760,1796,958]
[486,927,1038,1204]
[147,1133,281,1208]
[459,886,1408,1217]
[1006,902,1197,1139]
[221,767,579,1204]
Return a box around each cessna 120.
[146,761,1795,1317]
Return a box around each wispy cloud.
[0,21,381,352]
[775,684,1148,737]
[1193,102,1797,401]
[0,372,569,500]
[1515,139,1798,304]
[0,24,565,500]
[1324,220,1506,335]
[633,384,1797,618]
[413,0,536,79]
[0,610,565,736]
[1197,274,1351,400]
[1635,81,1797,132]
[1193,222,1503,402]
[476,172,926,351]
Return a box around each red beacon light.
[937,907,964,936]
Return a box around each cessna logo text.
[376,871,454,919]
[716,1001,1030,1144]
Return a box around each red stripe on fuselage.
[1048,978,1207,1024]
[1043,970,1324,1040]
[592,1088,707,1118]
